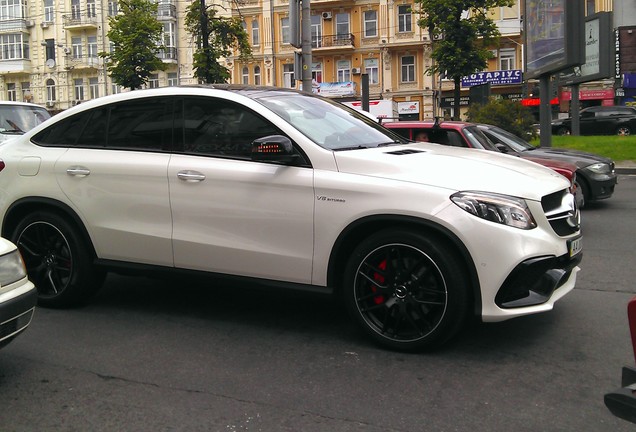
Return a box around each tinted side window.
[179,97,280,158]
[107,97,173,151]
[31,111,91,146]
[76,107,108,147]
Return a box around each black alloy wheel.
[12,211,103,308]
[617,126,631,136]
[344,229,469,351]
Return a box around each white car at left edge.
[0,236,37,349]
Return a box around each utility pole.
[200,0,208,50]
[289,0,312,92]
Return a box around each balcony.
[0,18,35,33]
[157,47,178,62]
[68,55,102,69]
[312,34,355,50]
[156,4,177,20]
[63,12,98,30]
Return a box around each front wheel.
[343,229,470,351]
[557,127,570,136]
[11,211,103,308]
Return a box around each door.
[168,96,315,284]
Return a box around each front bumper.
[585,173,618,201]
[0,280,37,345]
[495,251,582,308]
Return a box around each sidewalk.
[617,161,636,175]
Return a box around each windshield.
[255,92,408,150]
[0,104,51,135]
[463,126,500,151]
[483,126,534,152]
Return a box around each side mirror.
[495,143,510,154]
[251,135,299,164]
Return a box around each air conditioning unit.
[63,47,71,55]
[26,20,35,28]
[46,101,55,108]
[432,32,444,41]
[351,67,361,75]
[322,11,332,20]
[40,22,49,29]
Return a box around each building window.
[88,77,99,99]
[87,35,98,58]
[148,74,159,88]
[167,72,178,86]
[335,13,350,37]
[311,15,322,48]
[364,58,379,84]
[281,17,290,44]
[398,5,412,33]
[73,79,84,101]
[254,65,261,85]
[401,55,415,82]
[46,79,56,102]
[0,0,25,20]
[71,0,80,20]
[108,0,118,16]
[283,63,294,88]
[363,10,377,38]
[251,20,260,46]
[336,60,351,82]
[44,0,54,22]
[7,83,16,101]
[0,34,28,60]
[72,36,82,59]
[242,66,249,84]
[499,48,515,70]
[111,84,121,94]
[87,0,96,17]
[312,62,322,83]
[21,82,30,102]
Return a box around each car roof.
[0,100,48,109]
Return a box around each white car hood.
[334,143,569,201]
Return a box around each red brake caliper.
[372,260,387,304]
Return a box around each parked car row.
[0,85,582,351]
[383,120,618,208]
[552,105,636,136]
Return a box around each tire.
[616,126,631,136]
[343,229,470,351]
[557,127,570,136]
[11,211,103,308]
[574,179,586,209]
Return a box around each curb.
[617,167,636,175]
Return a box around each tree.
[415,0,514,120]
[100,0,166,90]
[466,98,537,140]
[185,2,251,84]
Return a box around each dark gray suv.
[551,105,636,136]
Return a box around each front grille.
[542,189,580,236]
[0,308,34,342]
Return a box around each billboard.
[559,12,613,85]
[524,0,585,79]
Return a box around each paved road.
[1,175,635,432]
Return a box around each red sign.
[560,89,614,101]
[521,97,559,106]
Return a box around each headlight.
[584,162,611,175]
[451,191,537,230]
[0,249,27,287]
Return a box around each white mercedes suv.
[0,86,582,351]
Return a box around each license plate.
[568,236,583,257]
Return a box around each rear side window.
[32,97,173,151]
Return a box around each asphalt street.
[1,174,635,432]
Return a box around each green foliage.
[466,98,537,140]
[185,2,251,84]
[414,0,514,119]
[99,0,166,90]
[534,136,636,163]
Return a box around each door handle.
[177,170,206,182]
[66,166,91,177]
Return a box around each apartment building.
[0,0,623,118]
[0,0,199,111]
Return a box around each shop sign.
[317,81,356,97]
[397,101,420,114]
[461,70,522,87]
[560,89,614,100]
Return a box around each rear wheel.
[557,127,570,136]
[343,229,470,351]
[617,126,631,136]
[11,211,103,308]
